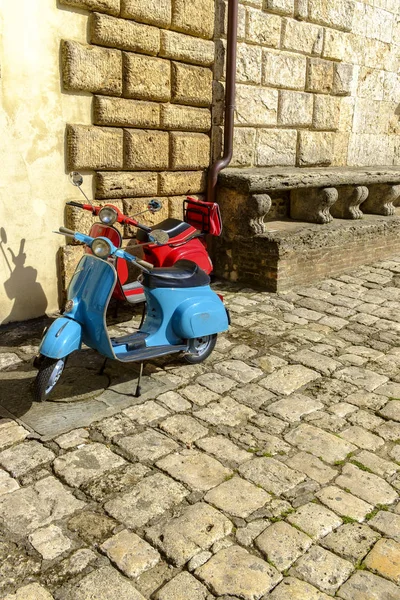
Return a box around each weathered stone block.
[352,99,386,134]
[306,58,334,93]
[236,43,262,85]
[62,40,122,96]
[332,63,354,96]
[290,187,338,223]
[278,90,313,126]
[59,0,120,15]
[121,0,171,28]
[216,0,246,39]
[323,29,347,61]
[93,96,160,128]
[347,133,392,166]
[313,95,340,130]
[160,30,214,66]
[246,8,281,47]
[264,0,295,15]
[362,183,400,216]
[160,104,211,132]
[231,127,256,167]
[96,171,158,198]
[124,129,169,170]
[170,132,210,170]
[172,0,215,40]
[159,171,206,195]
[60,245,85,291]
[255,129,297,167]
[282,19,323,55]
[124,53,171,102]
[235,84,278,126]
[330,185,368,219]
[384,72,400,103]
[171,63,213,107]
[67,124,124,170]
[357,67,385,100]
[196,546,282,598]
[90,12,160,55]
[298,131,334,166]
[263,50,307,90]
[123,198,169,236]
[309,0,356,31]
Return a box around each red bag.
[183,196,222,236]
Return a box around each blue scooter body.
[40,252,229,362]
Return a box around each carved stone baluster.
[330,185,368,219]
[248,193,272,234]
[361,184,400,216]
[290,187,338,224]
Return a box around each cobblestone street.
[1,259,400,600]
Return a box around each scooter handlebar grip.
[59,227,75,236]
[136,258,154,270]
[66,201,84,208]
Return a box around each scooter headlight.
[92,238,112,259]
[99,206,118,225]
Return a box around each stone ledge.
[219,167,400,193]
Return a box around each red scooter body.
[74,202,214,305]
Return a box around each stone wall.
[61,0,215,222]
[214,0,400,168]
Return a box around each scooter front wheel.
[184,334,217,364]
[33,356,66,402]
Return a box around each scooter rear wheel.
[33,356,66,402]
[184,334,217,364]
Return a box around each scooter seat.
[142,259,210,289]
[137,218,194,243]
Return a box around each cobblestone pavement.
[1,259,400,599]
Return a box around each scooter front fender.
[39,317,82,359]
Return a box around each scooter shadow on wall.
[1,228,48,325]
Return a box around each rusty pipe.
[207,0,238,204]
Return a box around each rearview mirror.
[69,171,83,187]
[150,229,169,245]
[148,199,163,213]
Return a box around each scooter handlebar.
[136,258,154,270]
[59,227,75,236]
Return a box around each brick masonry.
[213,213,400,291]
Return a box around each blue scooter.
[33,227,229,401]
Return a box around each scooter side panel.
[171,294,229,339]
[39,317,82,359]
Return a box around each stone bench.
[213,167,400,291]
[218,167,400,230]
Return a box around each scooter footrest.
[111,332,148,346]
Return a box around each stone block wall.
[214,0,400,168]
[60,0,215,234]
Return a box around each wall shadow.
[1,229,48,325]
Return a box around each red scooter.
[66,172,222,305]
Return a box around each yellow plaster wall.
[0,0,92,324]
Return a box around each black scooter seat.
[137,218,194,243]
[142,259,210,289]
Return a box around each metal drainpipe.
[207,0,238,204]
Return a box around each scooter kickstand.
[99,358,108,375]
[135,362,143,398]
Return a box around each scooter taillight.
[217,293,224,302]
